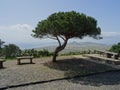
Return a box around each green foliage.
[32,11,101,61]
[21,49,53,58]
[109,42,120,53]
[60,50,92,56]
[0,40,21,59]
[3,44,21,59]
[32,11,101,39]
[21,49,93,57]
[60,52,82,56]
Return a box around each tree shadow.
[69,70,120,86]
[18,62,35,65]
[43,57,119,86]
[0,67,6,69]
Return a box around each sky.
[0,0,120,49]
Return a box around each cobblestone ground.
[0,56,120,90]
[6,71,120,90]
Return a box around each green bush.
[21,49,53,58]
[109,42,120,53]
[3,44,21,59]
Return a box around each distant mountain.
[69,41,108,46]
[35,41,111,54]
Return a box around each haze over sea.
[0,0,120,49]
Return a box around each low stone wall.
[83,54,120,65]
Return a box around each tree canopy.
[32,11,101,62]
[3,44,21,58]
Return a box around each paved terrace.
[0,55,120,90]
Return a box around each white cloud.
[70,31,120,45]
[0,24,34,43]
[0,24,120,49]
[10,24,32,31]
[0,24,32,31]
[0,24,55,49]
[101,31,120,37]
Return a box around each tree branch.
[56,36,61,46]
[59,35,65,41]
[46,35,57,40]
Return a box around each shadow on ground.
[69,70,120,86]
[18,62,35,65]
[43,57,120,86]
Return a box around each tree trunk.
[52,39,68,62]
[52,47,60,62]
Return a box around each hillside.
[35,42,111,54]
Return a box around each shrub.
[109,42,120,53]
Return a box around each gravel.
[0,56,119,90]
[6,71,120,90]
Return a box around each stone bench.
[16,56,34,65]
[95,50,119,59]
[83,54,120,65]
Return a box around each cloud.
[0,24,34,43]
[0,24,120,49]
[89,31,120,45]
[70,31,120,45]
[101,31,120,37]
[0,24,32,31]
[0,24,55,49]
